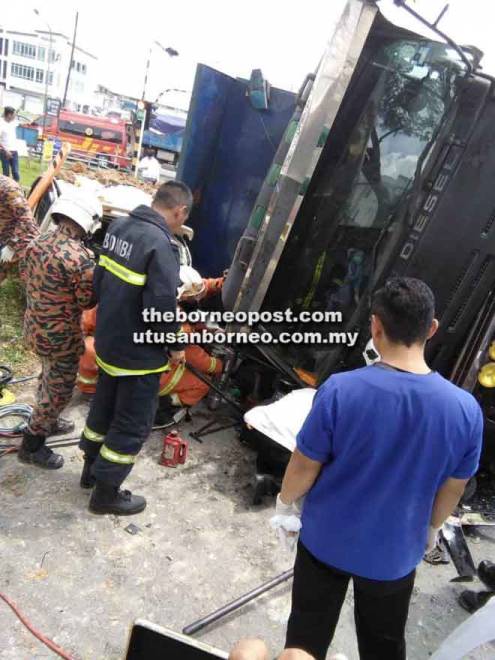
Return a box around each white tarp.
[244,388,316,451]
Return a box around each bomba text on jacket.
[102,232,133,260]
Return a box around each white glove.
[0,245,14,263]
[270,494,303,552]
[426,525,441,553]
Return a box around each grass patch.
[0,274,37,375]
[19,156,42,192]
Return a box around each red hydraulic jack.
[160,430,188,468]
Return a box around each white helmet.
[178,265,205,299]
[47,191,103,236]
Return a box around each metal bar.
[62,11,79,108]
[183,569,294,636]
[189,421,239,442]
[188,419,214,443]
[185,363,244,415]
[441,518,476,581]
[197,422,239,438]
[10,375,38,385]
[393,0,472,73]
[433,3,449,28]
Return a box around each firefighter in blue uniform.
[79,181,192,515]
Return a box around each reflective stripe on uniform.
[207,357,217,374]
[99,254,147,286]
[100,445,136,465]
[83,425,105,442]
[159,363,186,396]
[95,353,169,377]
[77,373,98,384]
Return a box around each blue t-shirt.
[297,365,483,581]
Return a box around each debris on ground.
[58,162,157,195]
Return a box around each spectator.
[137,147,161,184]
[0,107,20,182]
[272,277,483,660]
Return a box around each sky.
[5,0,495,110]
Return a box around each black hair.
[371,277,435,347]
[3,106,15,117]
[153,181,193,211]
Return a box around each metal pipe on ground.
[182,569,293,636]
[185,362,244,416]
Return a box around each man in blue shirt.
[273,277,483,660]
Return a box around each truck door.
[259,22,469,378]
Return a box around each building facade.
[0,26,97,115]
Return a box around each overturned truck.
[207,1,495,506]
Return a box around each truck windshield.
[58,119,123,144]
[262,38,467,375]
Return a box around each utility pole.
[62,11,79,109]
[135,42,179,176]
[33,9,53,164]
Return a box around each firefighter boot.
[18,431,64,469]
[89,481,147,515]
[80,455,97,489]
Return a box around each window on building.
[35,68,43,83]
[13,41,37,59]
[4,39,8,57]
[47,71,54,86]
[37,46,46,61]
[49,50,60,63]
[11,62,35,81]
[81,64,87,75]
[0,39,3,56]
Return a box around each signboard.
[46,97,61,118]
[42,139,54,162]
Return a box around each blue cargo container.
[176,64,295,276]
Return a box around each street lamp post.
[141,41,179,102]
[34,8,53,163]
[135,42,179,175]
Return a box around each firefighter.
[154,321,224,427]
[79,181,192,516]
[0,175,39,284]
[76,270,225,426]
[19,191,102,469]
[151,267,224,426]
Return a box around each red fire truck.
[31,110,134,170]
